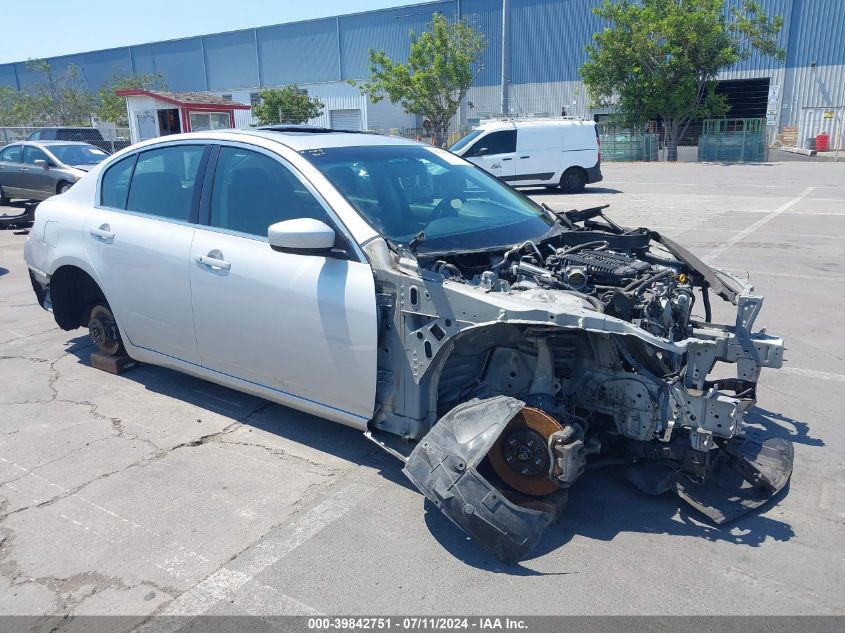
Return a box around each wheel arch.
[49,264,108,330]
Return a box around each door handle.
[501,157,513,161]
[195,252,231,271]
[520,155,530,159]
[89,224,114,241]
[20,167,29,172]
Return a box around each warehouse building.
[1,0,842,146]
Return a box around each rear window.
[56,128,104,141]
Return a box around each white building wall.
[212,81,414,132]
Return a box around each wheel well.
[50,266,107,330]
[562,166,587,179]
[56,180,71,194]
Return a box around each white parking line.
[149,482,373,620]
[704,187,815,261]
[780,367,845,383]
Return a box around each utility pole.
[501,0,509,117]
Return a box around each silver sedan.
[0,140,109,204]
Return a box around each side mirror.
[268,218,336,253]
[476,147,489,156]
[33,159,49,169]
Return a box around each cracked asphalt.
[1,161,844,625]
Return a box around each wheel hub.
[504,428,549,477]
[487,407,564,496]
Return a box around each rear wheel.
[560,167,587,193]
[57,181,73,195]
[88,304,125,356]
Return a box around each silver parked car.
[24,128,790,561]
[0,141,109,204]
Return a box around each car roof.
[199,128,422,151]
[476,118,595,131]
[24,140,95,146]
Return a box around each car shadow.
[744,406,824,447]
[424,465,795,575]
[521,186,623,195]
[63,335,415,491]
[62,335,799,575]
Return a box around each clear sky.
[0,0,417,64]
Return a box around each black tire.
[0,185,10,206]
[88,303,125,356]
[57,181,73,195]
[560,167,587,194]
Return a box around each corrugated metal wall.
[0,0,842,131]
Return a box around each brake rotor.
[487,407,564,496]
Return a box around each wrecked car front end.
[365,205,789,562]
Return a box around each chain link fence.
[0,126,132,154]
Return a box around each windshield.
[300,144,557,254]
[448,128,483,153]
[48,144,109,166]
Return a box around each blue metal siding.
[460,0,502,87]
[130,38,207,92]
[203,30,260,90]
[0,64,17,89]
[787,0,845,68]
[257,19,339,86]
[723,0,792,73]
[80,48,134,90]
[338,1,454,80]
[510,0,604,84]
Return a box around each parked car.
[0,141,109,204]
[28,127,130,153]
[24,128,790,561]
[450,118,603,193]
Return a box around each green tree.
[20,59,97,126]
[581,0,784,161]
[357,12,486,144]
[0,87,28,126]
[252,85,324,125]
[97,71,167,125]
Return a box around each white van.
[449,118,602,193]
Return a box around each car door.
[85,143,208,365]
[0,144,26,198]
[21,145,57,198]
[462,130,516,181]
[514,126,558,184]
[189,144,377,423]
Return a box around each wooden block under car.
[90,352,139,375]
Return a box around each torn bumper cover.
[403,396,554,563]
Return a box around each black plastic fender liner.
[403,396,554,563]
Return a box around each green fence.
[698,118,768,162]
[599,127,659,162]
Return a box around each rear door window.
[466,130,516,157]
[208,146,326,237]
[126,145,205,221]
[0,145,23,163]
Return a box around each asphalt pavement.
[1,160,844,625]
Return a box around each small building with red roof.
[116,89,251,145]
